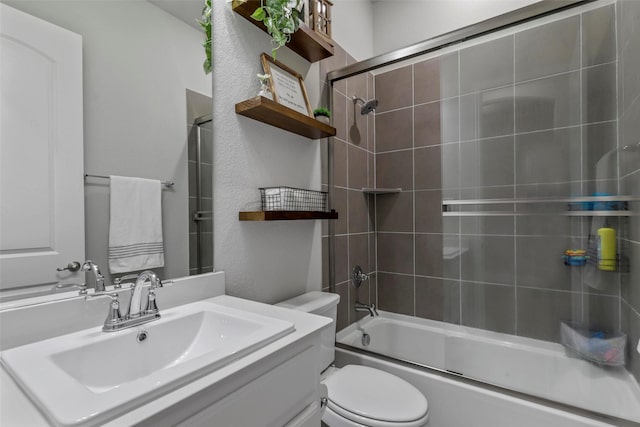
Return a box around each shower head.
[352,96,379,115]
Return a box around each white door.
[0,4,84,291]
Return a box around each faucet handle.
[52,283,87,296]
[103,294,123,330]
[83,290,123,330]
[352,265,369,288]
[113,273,139,289]
[145,289,160,314]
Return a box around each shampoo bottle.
[597,226,616,271]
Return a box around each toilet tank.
[276,291,340,371]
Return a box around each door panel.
[0,4,84,290]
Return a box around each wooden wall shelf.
[232,0,334,63]
[236,96,336,139]
[239,210,338,221]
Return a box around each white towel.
[108,176,164,273]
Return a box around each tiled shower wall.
[320,45,376,331]
[371,3,628,347]
[618,0,640,383]
[322,0,639,383]
[187,119,213,275]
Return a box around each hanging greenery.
[251,0,302,59]
[198,0,212,74]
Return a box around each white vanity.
[0,272,331,426]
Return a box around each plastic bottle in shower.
[597,226,616,271]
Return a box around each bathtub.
[336,311,640,426]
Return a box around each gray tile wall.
[618,0,640,384]
[320,1,640,389]
[369,4,631,354]
[187,91,214,276]
[321,44,376,330]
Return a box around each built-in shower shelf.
[362,188,402,194]
[239,210,338,221]
[442,195,640,217]
[236,96,336,139]
[231,0,334,63]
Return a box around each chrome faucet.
[355,300,379,317]
[87,269,163,332]
[81,260,105,292]
[127,270,161,318]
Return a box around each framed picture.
[260,53,312,117]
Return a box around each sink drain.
[137,331,149,343]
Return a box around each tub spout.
[355,300,379,317]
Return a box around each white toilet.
[277,291,429,427]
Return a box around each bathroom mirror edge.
[0,0,213,304]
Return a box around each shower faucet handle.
[352,265,369,287]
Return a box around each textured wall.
[212,2,325,303]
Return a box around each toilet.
[277,291,429,427]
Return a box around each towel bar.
[84,174,174,188]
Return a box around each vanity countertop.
[0,295,331,427]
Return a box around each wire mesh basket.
[259,187,328,212]
[560,322,626,366]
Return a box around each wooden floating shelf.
[236,96,336,139]
[239,210,339,221]
[362,188,403,194]
[231,0,334,63]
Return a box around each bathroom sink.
[0,300,294,426]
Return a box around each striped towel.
[108,176,164,273]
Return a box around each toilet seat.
[322,365,429,427]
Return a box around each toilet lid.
[324,365,428,424]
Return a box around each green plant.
[313,107,331,118]
[257,73,271,94]
[251,0,302,59]
[198,0,212,74]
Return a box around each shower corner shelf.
[236,96,336,139]
[239,210,338,221]
[362,188,402,194]
[231,0,334,63]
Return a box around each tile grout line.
[512,33,519,336]
[579,12,585,327]
[373,73,379,309]
[412,63,417,318]
[344,83,352,324]
[458,50,463,325]
[366,72,371,307]
[613,0,623,332]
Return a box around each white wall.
[212,3,323,303]
[2,1,211,285]
[372,0,543,55]
[332,0,375,60]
